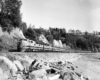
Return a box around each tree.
[24,28,36,40]
[20,22,27,32]
[0,0,22,32]
[46,35,54,44]
[76,36,88,50]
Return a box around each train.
[17,38,66,52]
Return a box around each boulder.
[29,69,48,80]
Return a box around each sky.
[21,0,100,32]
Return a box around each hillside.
[0,27,25,51]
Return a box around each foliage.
[23,26,100,52]
[24,28,36,41]
[19,22,27,32]
[0,0,22,32]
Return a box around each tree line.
[21,24,100,52]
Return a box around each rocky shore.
[0,52,100,80]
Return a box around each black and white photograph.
[0,0,100,80]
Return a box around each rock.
[46,68,57,74]
[0,56,18,77]
[58,61,62,65]
[48,74,60,80]
[75,72,81,77]
[13,60,24,71]
[67,61,72,64]
[61,72,75,80]
[29,69,48,80]
[76,66,78,68]
[16,74,24,80]
[70,66,75,70]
